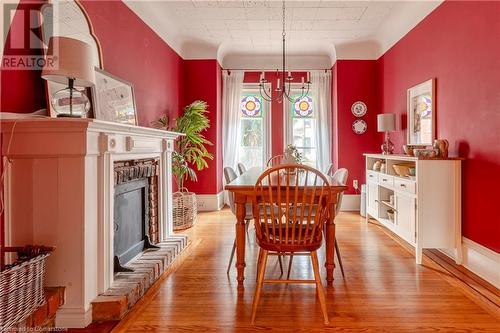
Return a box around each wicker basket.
[172,188,197,231]
[0,246,54,331]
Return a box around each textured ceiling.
[124,0,442,67]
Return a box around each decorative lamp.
[377,114,396,154]
[41,37,95,117]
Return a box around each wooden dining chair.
[237,162,247,175]
[325,163,334,176]
[250,164,332,325]
[266,154,285,167]
[224,166,284,275]
[286,166,348,278]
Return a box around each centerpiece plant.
[284,144,304,164]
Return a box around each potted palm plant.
[154,100,213,230]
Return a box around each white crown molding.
[334,40,381,60]
[2,0,444,62]
[220,53,333,70]
[123,0,186,58]
[371,0,444,59]
[336,1,443,60]
[123,1,444,62]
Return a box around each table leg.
[235,198,247,287]
[324,216,336,286]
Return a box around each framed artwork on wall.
[407,78,435,146]
[93,67,138,125]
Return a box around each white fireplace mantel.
[1,118,182,327]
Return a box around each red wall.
[79,0,183,127]
[244,71,308,157]
[377,1,500,252]
[333,60,379,194]
[0,0,185,246]
[182,60,223,195]
[1,0,184,128]
[1,0,47,113]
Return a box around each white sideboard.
[364,154,463,264]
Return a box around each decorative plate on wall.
[352,119,367,134]
[351,101,367,117]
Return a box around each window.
[285,93,317,167]
[238,90,271,168]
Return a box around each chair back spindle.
[252,164,332,252]
[266,154,285,167]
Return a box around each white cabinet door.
[395,191,416,244]
[367,181,379,218]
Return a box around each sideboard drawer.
[379,174,394,187]
[367,170,378,183]
[394,178,416,194]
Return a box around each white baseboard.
[55,307,92,328]
[340,194,360,211]
[440,237,500,288]
[196,191,224,211]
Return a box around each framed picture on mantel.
[407,78,435,146]
[93,67,138,125]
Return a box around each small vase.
[381,132,394,155]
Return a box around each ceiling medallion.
[258,0,311,104]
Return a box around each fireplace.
[1,118,185,327]
[113,159,160,271]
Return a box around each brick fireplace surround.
[1,119,187,328]
[114,159,160,244]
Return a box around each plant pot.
[172,188,197,231]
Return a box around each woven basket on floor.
[0,246,54,331]
[173,188,197,231]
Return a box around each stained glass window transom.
[240,95,262,117]
[293,96,313,117]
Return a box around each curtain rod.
[222,68,332,72]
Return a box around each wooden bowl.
[392,163,414,177]
[403,145,415,156]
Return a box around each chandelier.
[259,0,311,103]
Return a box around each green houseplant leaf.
[169,100,214,189]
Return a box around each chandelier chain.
[258,0,310,103]
[282,0,286,38]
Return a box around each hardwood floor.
[112,210,500,332]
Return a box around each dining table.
[225,166,348,288]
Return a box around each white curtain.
[222,70,244,170]
[222,70,244,203]
[311,70,332,173]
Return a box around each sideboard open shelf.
[364,153,463,264]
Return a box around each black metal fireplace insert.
[113,178,157,272]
